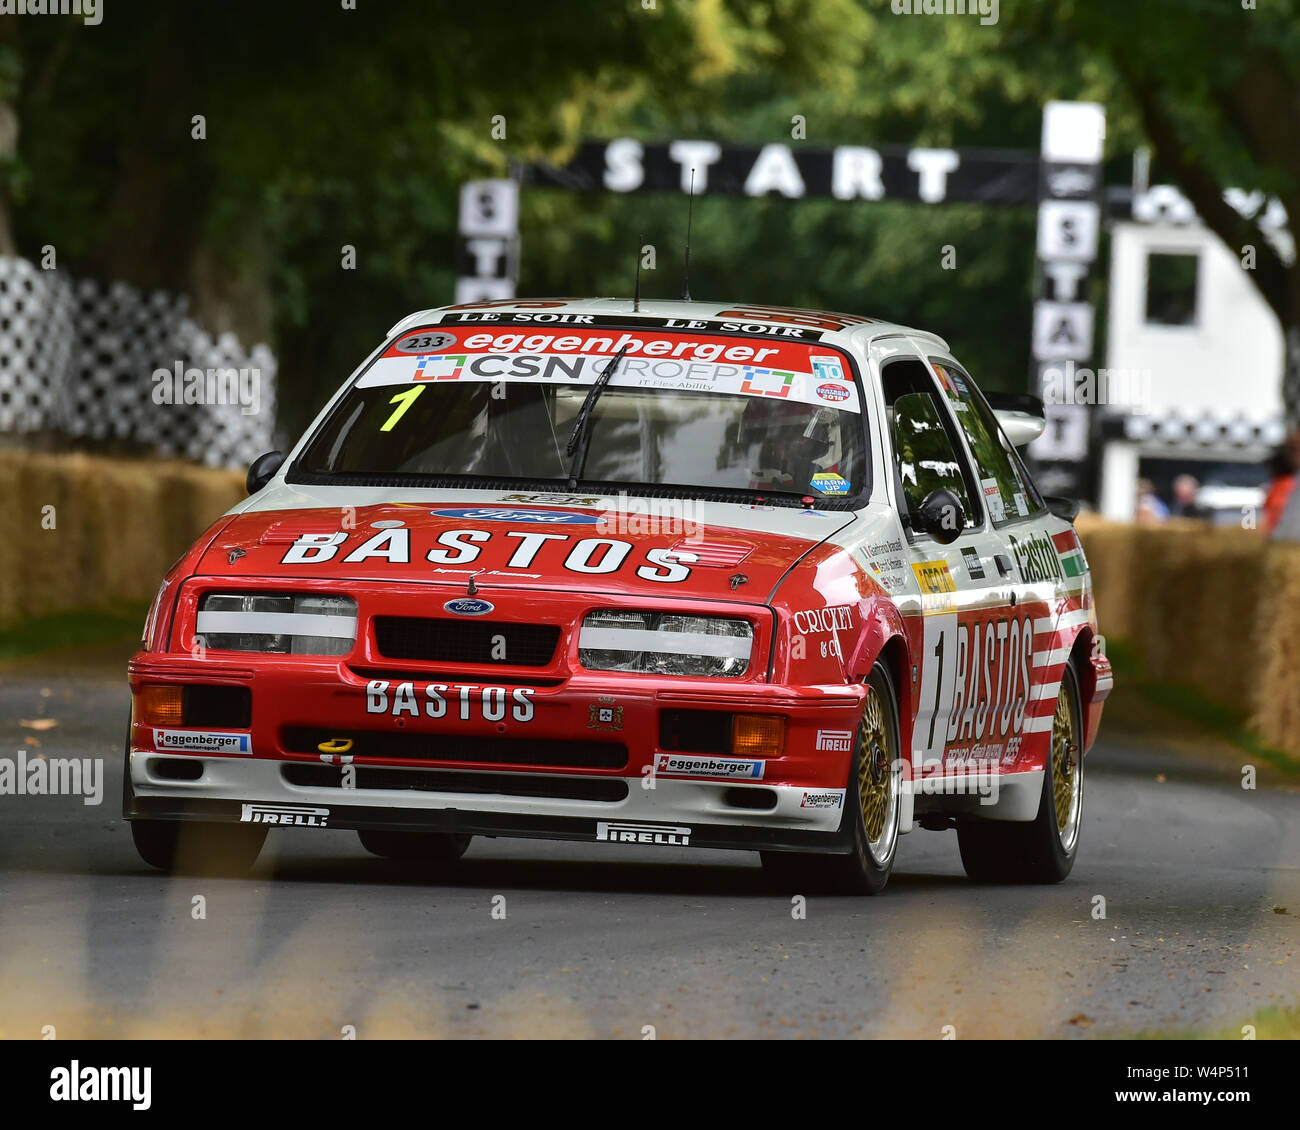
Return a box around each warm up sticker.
[358,327,861,413]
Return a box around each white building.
[1096,186,1288,521]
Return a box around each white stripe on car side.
[1021,714,1057,733]
[1032,608,1093,635]
[1032,645,1072,668]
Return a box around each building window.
[1144,252,1199,326]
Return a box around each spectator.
[1136,477,1168,524]
[1169,473,1207,520]
[1262,436,1300,537]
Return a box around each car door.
[877,350,1019,783]
[924,354,1059,774]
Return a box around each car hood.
[198,483,855,603]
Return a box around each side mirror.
[914,487,966,545]
[987,392,1046,448]
[1044,495,1080,523]
[246,451,286,494]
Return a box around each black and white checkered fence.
[0,257,276,467]
[1101,409,1286,450]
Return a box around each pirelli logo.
[595,821,691,846]
[240,803,329,827]
[816,729,854,752]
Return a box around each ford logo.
[431,507,602,524]
[444,598,494,616]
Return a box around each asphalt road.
[2,646,1297,1039]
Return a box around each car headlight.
[578,610,752,677]
[196,593,357,655]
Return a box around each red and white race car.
[125,299,1111,893]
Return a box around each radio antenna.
[681,168,696,301]
[633,231,643,313]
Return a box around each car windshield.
[295,325,868,500]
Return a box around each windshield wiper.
[564,344,630,490]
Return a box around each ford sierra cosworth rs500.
[124,298,1111,893]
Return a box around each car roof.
[387,298,950,353]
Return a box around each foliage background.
[1,0,1294,439]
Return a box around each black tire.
[358,828,471,866]
[130,817,181,871]
[761,661,903,895]
[120,725,135,816]
[957,659,1084,884]
[123,732,178,871]
[131,818,267,875]
[123,731,266,875]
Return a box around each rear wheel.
[957,659,1084,884]
[761,661,902,895]
[358,829,471,867]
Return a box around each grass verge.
[0,602,148,662]
[1104,640,1300,777]
[1130,1003,1300,1040]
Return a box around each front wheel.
[762,661,902,895]
[123,736,265,874]
[957,659,1084,884]
[130,818,267,875]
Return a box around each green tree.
[12,0,1292,444]
[6,0,873,435]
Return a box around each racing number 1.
[380,386,424,432]
[913,562,959,765]
[928,633,946,748]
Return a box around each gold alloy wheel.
[1051,681,1082,851]
[857,684,895,850]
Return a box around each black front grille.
[348,666,564,687]
[283,763,627,802]
[373,616,561,667]
[281,726,627,769]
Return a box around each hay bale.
[1127,524,1265,709]
[1252,543,1300,758]
[88,459,169,603]
[1076,518,1138,644]
[0,455,24,623]
[17,453,93,621]
[0,451,245,629]
[1077,518,1270,716]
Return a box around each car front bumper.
[127,577,867,853]
[125,751,855,853]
